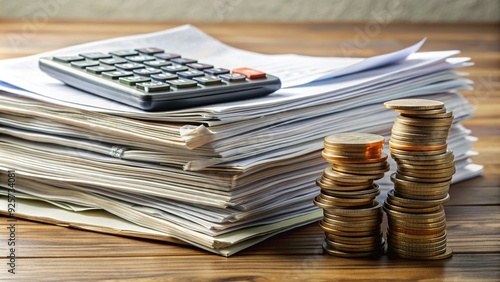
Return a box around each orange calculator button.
[232,67,267,79]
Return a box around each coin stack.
[383,99,455,260]
[314,133,389,257]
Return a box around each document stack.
[0,25,482,256]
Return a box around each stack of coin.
[383,99,455,260]
[314,133,389,257]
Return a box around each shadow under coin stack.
[383,99,455,260]
[314,133,390,257]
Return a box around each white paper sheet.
[0,25,424,117]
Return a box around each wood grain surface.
[0,21,498,281]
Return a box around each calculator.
[38,47,281,111]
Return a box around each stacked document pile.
[0,25,482,256]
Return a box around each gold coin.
[322,151,383,159]
[326,231,383,244]
[332,165,390,176]
[383,205,445,219]
[390,133,448,145]
[332,161,389,169]
[322,186,380,199]
[396,167,456,178]
[393,190,450,201]
[326,240,383,251]
[391,129,450,140]
[394,186,449,197]
[384,99,445,110]
[325,239,383,252]
[389,244,446,256]
[393,158,455,166]
[322,151,389,164]
[391,127,451,137]
[390,147,448,156]
[321,220,379,232]
[321,227,383,238]
[385,211,446,224]
[384,200,443,214]
[323,217,382,228]
[323,213,381,223]
[387,237,447,251]
[392,121,452,131]
[323,147,383,158]
[395,173,452,183]
[390,138,447,147]
[313,195,334,209]
[324,167,385,181]
[323,201,382,217]
[318,193,375,207]
[322,242,383,258]
[395,108,447,115]
[388,239,447,252]
[388,218,446,229]
[331,165,389,174]
[397,164,456,172]
[387,241,447,253]
[387,189,450,208]
[316,178,373,191]
[389,134,448,143]
[389,141,448,151]
[388,245,451,260]
[390,247,453,260]
[387,230,447,243]
[390,173,451,188]
[390,225,446,235]
[387,216,447,227]
[396,161,455,170]
[319,221,381,237]
[324,133,385,148]
[324,143,383,152]
[395,115,454,127]
[402,111,453,119]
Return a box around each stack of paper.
[0,25,482,256]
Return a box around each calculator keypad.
[48,47,275,108]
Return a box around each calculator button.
[187,63,213,70]
[219,73,247,82]
[171,58,197,65]
[125,55,156,63]
[193,76,222,85]
[102,70,134,79]
[86,65,116,74]
[115,62,144,71]
[232,67,267,79]
[135,47,164,55]
[109,50,138,57]
[154,53,181,60]
[70,60,99,69]
[144,60,172,68]
[167,79,198,88]
[79,52,112,60]
[151,73,178,81]
[119,76,151,86]
[177,70,205,79]
[161,65,188,73]
[133,67,162,77]
[53,56,85,63]
[136,81,171,92]
[99,57,128,65]
[204,68,230,75]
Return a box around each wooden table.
[0,21,498,281]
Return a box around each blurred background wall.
[1,0,499,22]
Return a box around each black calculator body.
[39,47,281,111]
